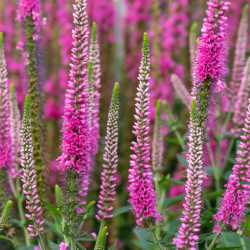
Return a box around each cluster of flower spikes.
[16,0,45,42]
[213,98,250,233]
[96,83,119,221]
[194,0,230,86]
[0,34,13,170]
[89,22,101,163]
[229,5,248,103]
[173,100,203,250]
[58,0,91,236]
[128,33,162,228]
[21,95,44,237]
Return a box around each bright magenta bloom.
[128,33,162,227]
[16,0,45,42]
[58,0,91,174]
[194,0,230,84]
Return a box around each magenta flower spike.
[89,22,101,162]
[213,98,250,233]
[0,33,13,171]
[57,0,91,239]
[128,33,162,228]
[194,1,230,85]
[96,83,119,222]
[229,5,248,102]
[173,100,203,250]
[171,74,191,107]
[16,0,45,44]
[58,0,90,175]
[21,96,45,247]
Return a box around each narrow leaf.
[48,240,60,250]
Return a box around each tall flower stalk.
[0,33,13,209]
[174,1,230,249]
[58,0,90,248]
[128,33,163,249]
[8,83,30,246]
[189,22,197,77]
[17,0,47,200]
[173,100,203,250]
[89,22,101,161]
[21,95,45,250]
[94,82,119,250]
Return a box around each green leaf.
[211,246,244,250]
[11,219,23,228]
[44,219,63,238]
[85,201,96,214]
[176,155,187,165]
[204,190,226,200]
[0,235,12,241]
[227,157,237,165]
[40,199,62,220]
[76,237,96,242]
[108,240,117,250]
[112,205,132,217]
[223,170,233,181]
[20,246,38,250]
[165,177,184,186]
[198,232,214,243]
[162,195,185,209]
[133,228,156,250]
[48,240,60,250]
[77,242,87,250]
[163,137,180,145]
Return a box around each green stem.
[147,220,164,250]
[38,235,46,250]
[240,235,247,250]
[12,236,21,250]
[8,175,30,246]
[94,219,105,250]
[174,130,185,149]
[17,197,30,246]
[207,225,224,250]
[221,105,233,135]
[71,238,76,250]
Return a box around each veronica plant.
[94,82,119,250]
[17,0,47,200]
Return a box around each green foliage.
[108,240,117,250]
[0,200,12,231]
[112,205,132,217]
[162,195,185,209]
[48,240,60,250]
[0,235,12,241]
[190,22,197,33]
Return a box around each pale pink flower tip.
[215,80,227,93]
[91,232,97,239]
[213,225,221,235]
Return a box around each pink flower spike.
[59,243,69,250]
[128,33,162,227]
